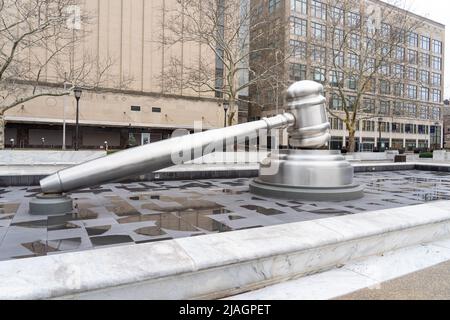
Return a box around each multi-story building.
[4,0,230,150]
[249,0,445,151]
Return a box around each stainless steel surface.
[40,113,295,194]
[29,194,74,215]
[286,80,331,149]
[250,149,364,201]
[258,150,354,188]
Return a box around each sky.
[406,0,450,98]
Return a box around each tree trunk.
[348,130,357,153]
[227,99,236,126]
[0,114,5,150]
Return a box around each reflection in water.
[241,205,284,216]
[0,203,20,215]
[2,171,450,262]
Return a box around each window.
[419,106,429,120]
[393,83,404,97]
[408,50,418,65]
[312,67,325,83]
[289,63,307,81]
[362,120,375,132]
[346,96,356,109]
[290,40,307,59]
[432,56,442,70]
[291,17,307,36]
[215,45,224,98]
[366,38,375,52]
[418,123,429,133]
[348,12,360,27]
[333,50,344,67]
[405,104,417,118]
[363,99,375,114]
[152,107,162,113]
[269,0,281,13]
[330,118,344,130]
[311,0,326,20]
[407,84,417,99]
[392,122,404,133]
[395,46,405,61]
[329,70,343,87]
[312,22,326,41]
[381,23,391,37]
[431,107,441,120]
[381,43,390,56]
[333,29,344,45]
[419,70,429,84]
[393,102,404,116]
[432,89,442,103]
[380,80,390,95]
[405,123,415,134]
[420,53,430,68]
[380,62,389,76]
[431,73,441,86]
[379,122,390,133]
[432,40,442,54]
[379,101,391,116]
[419,87,429,101]
[330,94,343,110]
[131,106,141,112]
[408,32,418,47]
[291,0,307,14]
[365,79,376,93]
[365,58,375,73]
[349,33,360,50]
[348,76,358,90]
[407,67,417,81]
[312,45,326,64]
[393,64,404,79]
[348,53,359,69]
[421,36,430,50]
[330,6,344,24]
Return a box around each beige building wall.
[5,0,225,148]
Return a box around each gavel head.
[286,80,331,149]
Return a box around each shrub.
[419,152,433,159]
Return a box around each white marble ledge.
[226,238,450,300]
[1,201,450,300]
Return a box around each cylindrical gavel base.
[250,150,364,201]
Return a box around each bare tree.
[317,0,424,152]
[161,0,289,126]
[0,0,117,149]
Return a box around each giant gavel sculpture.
[30,81,363,215]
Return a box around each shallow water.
[0,170,448,261]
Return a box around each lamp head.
[74,87,83,100]
[223,101,229,111]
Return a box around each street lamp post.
[223,101,230,128]
[74,87,83,151]
[378,117,383,152]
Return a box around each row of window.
[290,63,442,102]
[289,1,443,55]
[407,32,443,54]
[330,118,436,135]
[329,95,442,120]
[290,21,443,71]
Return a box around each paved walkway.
[336,260,450,300]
